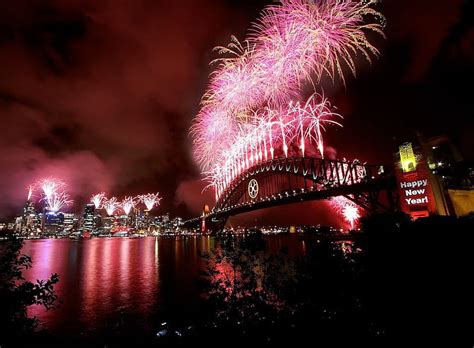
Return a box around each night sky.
[0,0,472,223]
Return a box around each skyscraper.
[63,213,76,233]
[20,200,40,236]
[82,204,95,233]
[43,212,64,235]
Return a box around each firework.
[46,192,73,213]
[37,177,66,201]
[202,93,342,199]
[91,192,105,209]
[103,197,120,216]
[331,196,360,229]
[35,177,72,212]
[27,185,34,201]
[191,0,384,197]
[253,0,385,89]
[121,196,137,215]
[139,193,161,211]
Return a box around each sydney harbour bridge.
[184,157,397,231]
[186,0,394,231]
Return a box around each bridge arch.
[183,157,397,230]
[215,157,389,213]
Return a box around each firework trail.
[121,196,137,215]
[331,196,360,229]
[191,0,384,197]
[37,177,66,201]
[35,177,72,212]
[103,197,120,216]
[204,93,342,199]
[139,193,161,211]
[46,192,73,213]
[27,185,34,201]
[91,193,105,209]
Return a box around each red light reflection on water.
[21,235,305,336]
[22,237,208,336]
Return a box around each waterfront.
[22,235,307,339]
[4,214,472,344]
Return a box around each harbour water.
[22,235,307,339]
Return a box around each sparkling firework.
[36,177,72,212]
[203,93,342,199]
[191,0,385,198]
[139,193,161,211]
[46,192,73,213]
[37,177,65,201]
[27,185,34,201]
[103,197,120,216]
[331,196,360,229]
[121,196,137,215]
[91,192,105,209]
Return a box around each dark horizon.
[1,0,473,221]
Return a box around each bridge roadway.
[184,157,397,229]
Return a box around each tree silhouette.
[0,236,59,340]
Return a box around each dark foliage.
[359,212,474,345]
[159,214,474,345]
[0,236,59,342]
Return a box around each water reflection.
[22,235,323,337]
[23,237,213,336]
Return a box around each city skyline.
[0,0,473,223]
[1,1,473,345]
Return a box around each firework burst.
[27,185,34,201]
[91,192,105,209]
[103,197,120,216]
[139,193,161,211]
[46,192,73,213]
[121,196,137,215]
[37,177,65,200]
[331,196,360,229]
[35,177,72,212]
[204,93,342,199]
[191,0,384,198]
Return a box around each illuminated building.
[161,213,170,224]
[422,135,474,216]
[395,134,473,219]
[43,211,64,235]
[15,200,41,236]
[63,213,76,233]
[81,204,95,233]
[14,216,22,233]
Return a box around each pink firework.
[190,105,238,170]
[204,94,341,199]
[91,192,105,209]
[27,185,34,201]
[191,0,384,196]
[253,0,385,89]
[46,192,73,213]
[331,196,360,229]
[36,177,72,212]
[206,38,264,112]
[121,196,137,215]
[103,197,119,216]
[139,193,161,211]
[36,177,66,201]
